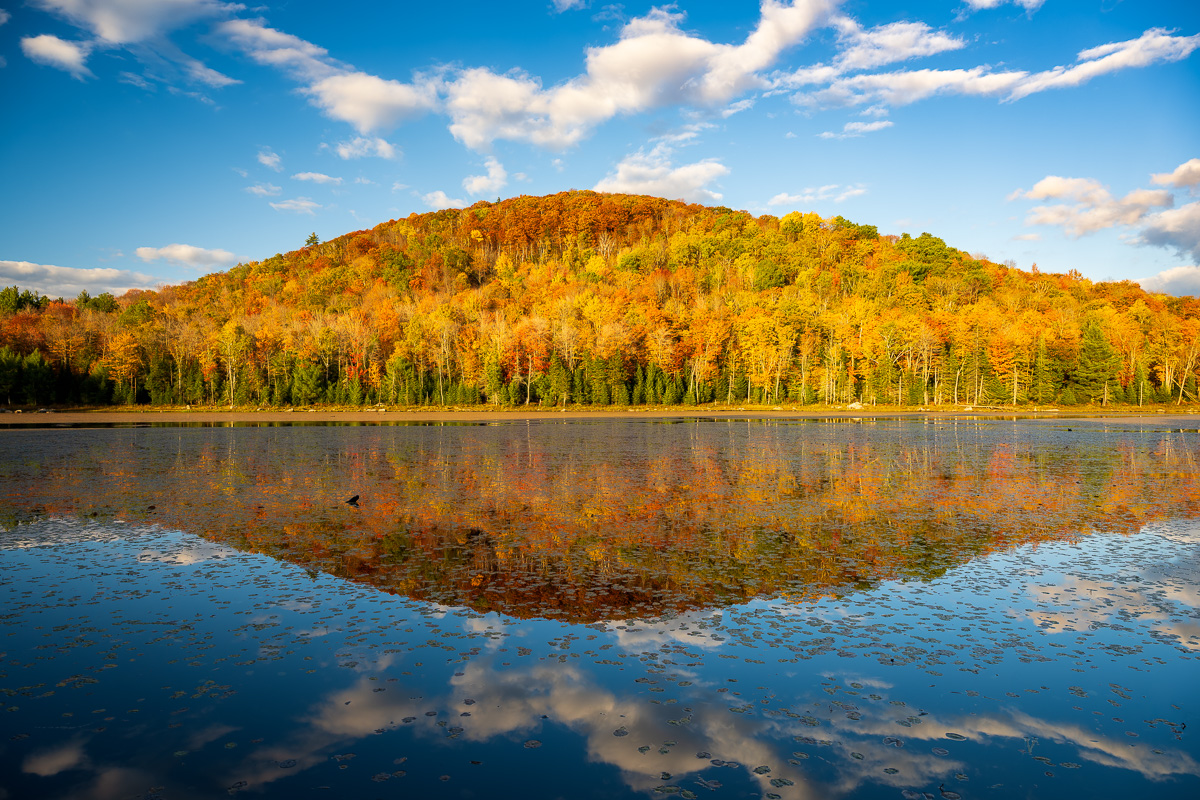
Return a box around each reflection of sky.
[2,518,1198,799]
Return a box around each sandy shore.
[2,405,1197,428]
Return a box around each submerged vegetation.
[1,192,1197,409]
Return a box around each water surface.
[1,419,1197,799]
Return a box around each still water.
[1,419,1197,799]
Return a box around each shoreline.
[2,404,1198,428]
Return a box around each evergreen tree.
[1074,320,1120,403]
[548,351,571,406]
[1031,337,1055,404]
[22,351,52,405]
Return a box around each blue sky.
[2,0,1198,298]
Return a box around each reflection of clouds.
[23,739,89,776]
[186,723,241,751]
[605,610,729,650]
[1022,548,1200,650]
[824,705,1198,782]
[138,539,235,565]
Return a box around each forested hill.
[2,191,1198,409]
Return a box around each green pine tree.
[1074,320,1120,404]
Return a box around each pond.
[1,418,1197,799]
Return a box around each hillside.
[1,191,1198,409]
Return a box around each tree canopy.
[1,191,1197,409]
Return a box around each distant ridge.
[1,191,1197,409]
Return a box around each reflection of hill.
[1,421,1197,621]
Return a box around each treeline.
[1,191,1198,409]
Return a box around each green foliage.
[21,350,52,405]
[74,290,119,313]
[0,346,20,404]
[1073,320,1120,402]
[0,286,49,314]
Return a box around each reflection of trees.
[2,422,1198,621]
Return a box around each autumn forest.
[2,191,1198,410]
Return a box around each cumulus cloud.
[21,34,93,79]
[304,72,439,133]
[422,190,465,210]
[767,182,867,206]
[446,1,832,150]
[593,141,729,203]
[0,9,10,26]
[818,119,893,138]
[1152,158,1200,189]
[1012,159,1200,269]
[332,136,395,160]
[244,182,280,196]
[257,148,282,171]
[1139,265,1200,297]
[463,157,508,196]
[831,18,965,72]
[134,243,240,268]
[1016,175,1173,236]
[269,197,322,215]
[218,17,437,133]
[0,260,156,297]
[292,172,342,185]
[1140,202,1200,262]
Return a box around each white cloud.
[33,0,234,45]
[244,182,280,196]
[552,0,587,12]
[0,260,156,297]
[593,141,729,203]
[1138,265,1200,297]
[1009,28,1200,101]
[118,70,153,89]
[463,157,508,196]
[818,119,893,138]
[795,65,1027,108]
[791,27,1199,112]
[0,9,10,26]
[446,1,832,150]
[721,98,755,117]
[305,71,438,133]
[1012,233,1041,241]
[333,136,396,160]
[30,0,239,87]
[269,197,322,215]
[216,17,340,82]
[219,18,436,133]
[257,148,282,171]
[831,18,965,72]
[134,243,240,268]
[423,190,465,210]
[1152,158,1200,189]
[21,34,93,79]
[767,182,867,206]
[1139,202,1200,262]
[1017,176,1173,236]
[962,0,1045,13]
[1013,165,1200,266]
[292,172,342,185]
